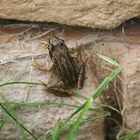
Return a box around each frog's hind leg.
[77,58,88,89]
[44,81,74,96]
[32,60,56,72]
[47,86,73,96]
[77,62,86,89]
[71,45,88,89]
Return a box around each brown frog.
[46,36,87,96]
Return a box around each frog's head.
[48,36,66,59]
[48,36,64,47]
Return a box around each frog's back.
[48,36,78,88]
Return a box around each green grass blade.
[51,120,62,140]
[1,101,79,108]
[65,102,86,124]
[0,103,38,140]
[97,54,120,66]
[67,98,93,140]
[130,129,140,139]
[92,54,121,100]
[117,129,140,140]
[0,81,43,87]
[0,115,8,131]
[53,103,86,139]
[74,93,88,100]
[92,67,121,100]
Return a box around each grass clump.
[0,54,122,140]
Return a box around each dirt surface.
[0,20,140,139]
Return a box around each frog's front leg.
[32,60,56,72]
[45,82,74,96]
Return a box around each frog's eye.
[61,39,64,43]
[59,39,65,46]
[59,42,64,47]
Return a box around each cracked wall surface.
[0,0,140,29]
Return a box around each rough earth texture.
[0,0,140,29]
[0,22,140,139]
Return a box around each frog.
[45,36,87,96]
